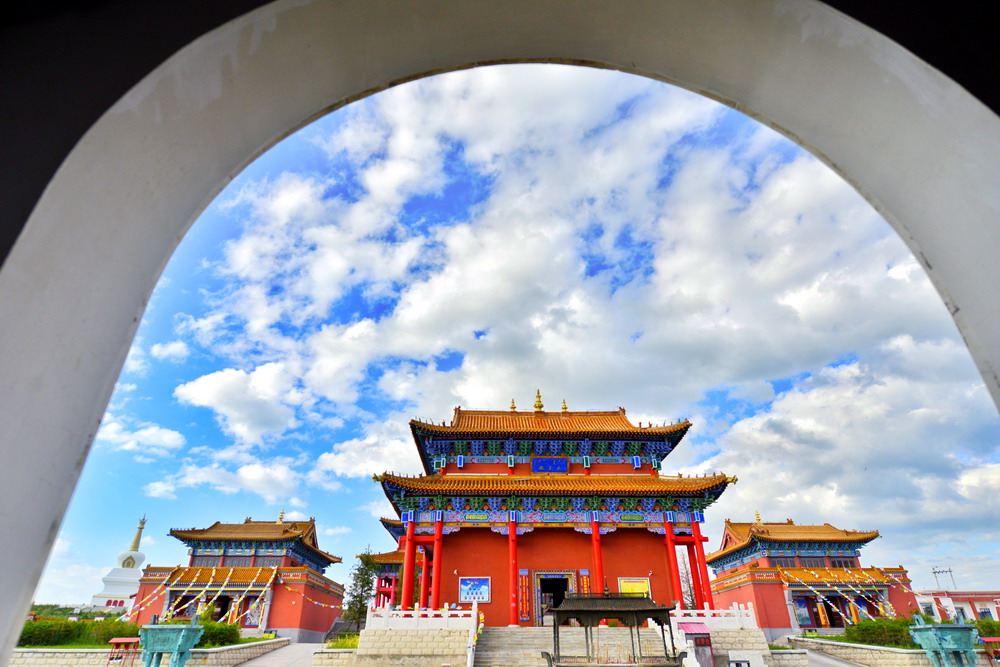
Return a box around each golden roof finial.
[128,515,146,552]
[534,389,544,411]
[277,509,285,524]
[561,399,568,412]
[754,510,761,525]
[510,398,517,411]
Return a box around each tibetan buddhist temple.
[371,393,736,627]
[707,517,919,640]
[132,515,345,642]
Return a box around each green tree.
[343,550,380,632]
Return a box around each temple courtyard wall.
[8,637,289,666]
[788,637,991,666]
[313,629,468,667]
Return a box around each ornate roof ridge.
[410,407,691,435]
[706,518,880,563]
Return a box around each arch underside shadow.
[2,0,998,658]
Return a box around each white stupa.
[91,516,146,610]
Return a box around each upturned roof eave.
[705,532,880,563]
[376,472,733,497]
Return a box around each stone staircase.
[474,626,676,667]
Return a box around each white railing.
[672,602,758,630]
[365,602,479,631]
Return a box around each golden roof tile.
[378,472,734,495]
[777,567,891,585]
[411,407,691,435]
[706,519,880,562]
[369,550,405,564]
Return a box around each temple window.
[770,556,796,568]
[223,555,252,567]
[255,556,282,568]
[190,555,217,567]
[799,557,826,568]
[829,557,856,568]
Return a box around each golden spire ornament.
[510,398,517,411]
[534,389,544,411]
[754,510,761,525]
[277,509,285,524]
[128,516,147,552]
[561,399,568,412]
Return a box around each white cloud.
[359,498,395,520]
[96,416,186,457]
[123,340,149,375]
[144,481,176,499]
[174,363,298,444]
[150,340,190,362]
[147,459,304,504]
[33,563,107,606]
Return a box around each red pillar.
[508,518,519,626]
[430,517,443,609]
[691,521,715,609]
[418,549,430,608]
[590,514,605,594]
[400,515,417,610]
[687,544,705,609]
[664,521,684,609]
[389,574,398,607]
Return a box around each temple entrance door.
[533,570,577,626]
[540,577,569,625]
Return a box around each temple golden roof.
[377,472,734,495]
[169,518,341,563]
[776,566,892,585]
[706,519,880,563]
[369,549,406,564]
[411,407,691,435]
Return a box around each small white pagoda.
[91,516,146,610]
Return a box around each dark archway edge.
[1,1,998,270]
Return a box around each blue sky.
[37,64,999,603]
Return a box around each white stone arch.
[2,0,998,656]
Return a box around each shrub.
[89,619,140,644]
[843,619,917,648]
[975,618,1000,637]
[18,620,85,646]
[18,618,140,647]
[328,634,359,649]
[195,621,241,647]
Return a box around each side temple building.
[371,394,735,627]
[707,518,918,640]
[132,516,344,642]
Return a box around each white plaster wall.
[2,0,999,662]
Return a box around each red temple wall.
[887,583,918,618]
[711,582,791,629]
[267,580,341,632]
[435,527,679,627]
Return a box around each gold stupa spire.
[534,389,544,411]
[277,509,285,524]
[128,515,146,552]
[510,398,517,411]
[561,399,568,412]
[754,510,761,525]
